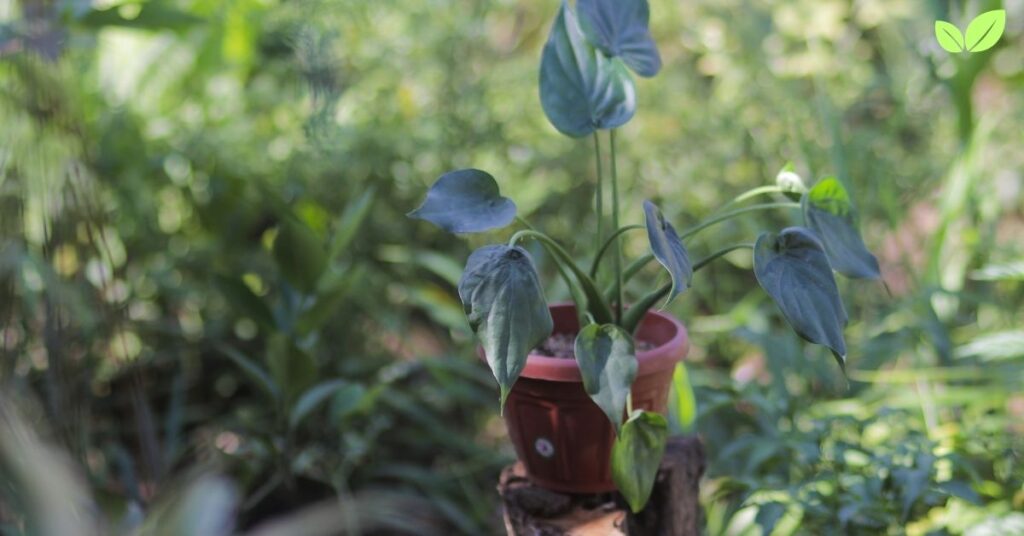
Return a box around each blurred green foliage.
[1,0,1022,534]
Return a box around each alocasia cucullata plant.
[409,0,880,511]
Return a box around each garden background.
[1,0,1022,534]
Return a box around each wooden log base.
[498,436,705,536]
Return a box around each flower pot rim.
[518,302,689,382]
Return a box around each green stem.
[621,244,754,334]
[605,253,653,303]
[514,216,536,231]
[593,133,604,258]
[609,129,623,324]
[590,224,644,279]
[692,243,754,272]
[679,202,800,241]
[725,185,784,207]
[509,230,614,324]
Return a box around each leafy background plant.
[1,0,1022,534]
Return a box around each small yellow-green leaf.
[669,362,696,433]
[934,21,965,53]
[965,10,1005,52]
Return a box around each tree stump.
[497,436,705,536]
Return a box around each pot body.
[499,303,689,493]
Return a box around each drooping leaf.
[643,200,692,305]
[753,227,849,367]
[669,362,696,434]
[802,177,880,280]
[573,324,637,434]
[934,21,965,53]
[539,1,636,137]
[965,10,1005,52]
[611,410,668,513]
[458,245,553,408]
[273,215,327,293]
[407,169,516,234]
[576,0,661,77]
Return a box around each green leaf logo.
[935,10,1006,54]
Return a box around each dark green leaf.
[643,200,691,305]
[266,334,317,401]
[573,324,637,434]
[458,245,553,409]
[217,345,281,402]
[754,227,848,366]
[273,216,327,293]
[577,0,661,77]
[611,410,668,513]
[296,266,364,335]
[407,169,516,234]
[802,177,880,279]
[539,1,636,137]
[289,379,351,430]
[214,275,275,330]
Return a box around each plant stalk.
[609,129,624,324]
[593,133,604,260]
[590,224,644,278]
[509,229,614,324]
[679,202,800,241]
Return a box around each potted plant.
[409,0,880,512]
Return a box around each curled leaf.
[576,0,661,77]
[539,1,636,137]
[643,200,692,305]
[408,169,516,234]
[802,177,880,280]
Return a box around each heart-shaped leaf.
[573,324,637,434]
[934,21,965,53]
[643,200,692,305]
[802,177,880,280]
[539,1,637,138]
[407,169,516,234]
[754,227,848,368]
[611,410,668,513]
[576,0,661,77]
[458,245,553,408]
[965,10,1005,52]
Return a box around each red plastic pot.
[494,303,689,494]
